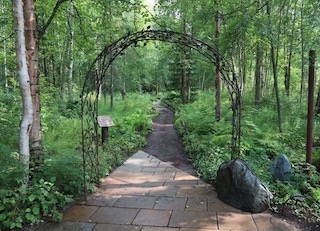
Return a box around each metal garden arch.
[80,29,242,197]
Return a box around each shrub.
[0,179,72,230]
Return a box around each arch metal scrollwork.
[80,29,242,198]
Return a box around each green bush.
[0,179,72,230]
[35,152,84,197]
[0,93,20,151]
[0,149,24,190]
[174,91,320,223]
[0,91,157,230]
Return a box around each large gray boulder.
[216,159,273,213]
[270,154,291,181]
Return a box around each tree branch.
[39,0,69,38]
[0,33,14,43]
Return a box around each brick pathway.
[40,150,298,231]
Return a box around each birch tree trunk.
[23,0,43,162]
[12,0,33,187]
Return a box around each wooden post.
[101,127,109,143]
[97,116,115,144]
[306,50,315,164]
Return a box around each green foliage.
[174,91,320,223]
[0,150,24,190]
[0,179,72,230]
[0,93,20,151]
[35,152,84,197]
[161,91,181,109]
[0,91,156,230]
[171,91,231,182]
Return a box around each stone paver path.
[39,150,298,231]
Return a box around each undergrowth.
[0,92,157,230]
[163,90,320,224]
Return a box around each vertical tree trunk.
[181,46,187,104]
[110,63,114,110]
[67,0,74,98]
[60,40,68,97]
[254,44,263,107]
[181,18,188,104]
[306,50,315,164]
[214,7,221,121]
[238,42,245,93]
[316,87,320,115]
[285,0,298,97]
[23,0,43,163]
[254,0,263,109]
[267,2,283,133]
[186,47,192,103]
[12,0,33,187]
[1,1,8,93]
[299,1,305,102]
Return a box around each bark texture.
[23,0,43,161]
[13,0,33,186]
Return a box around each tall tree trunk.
[299,1,305,103]
[316,87,320,115]
[12,0,33,187]
[1,1,8,93]
[60,40,68,97]
[267,2,283,133]
[214,7,221,121]
[181,18,188,104]
[110,63,114,110]
[23,0,43,164]
[2,37,8,93]
[238,42,245,93]
[285,0,298,97]
[254,44,263,107]
[67,0,74,98]
[181,46,187,104]
[186,47,192,103]
[254,0,263,107]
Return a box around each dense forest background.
[1,0,320,229]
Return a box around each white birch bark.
[12,0,33,187]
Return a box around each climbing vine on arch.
[80,29,242,197]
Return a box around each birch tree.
[12,0,33,186]
[23,0,42,164]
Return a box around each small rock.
[216,158,273,213]
[270,154,291,181]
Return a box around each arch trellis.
[80,29,242,197]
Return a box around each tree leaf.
[28,194,36,202]
[0,213,7,221]
[32,207,40,215]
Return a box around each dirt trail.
[143,103,196,176]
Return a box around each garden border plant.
[165,91,320,225]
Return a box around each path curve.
[143,103,196,175]
[37,104,301,231]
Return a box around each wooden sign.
[97,116,115,128]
